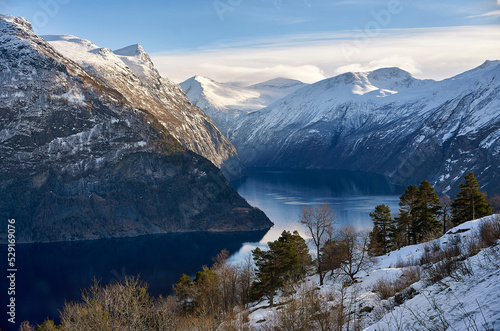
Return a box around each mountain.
[228,64,500,194]
[42,35,243,179]
[0,14,272,242]
[180,76,307,139]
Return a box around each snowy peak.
[113,43,158,77]
[0,14,33,34]
[113,43,146,57]
[180,76,262,112]
[366,67,427,90]
[368,67,413,80]
[250,77,306,90]
[448,60,500,82]
[42,35,99,52]
[311,67,431,97]
[180,75,307,113]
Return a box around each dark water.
[0,231,266,330]
[0,168,403,330]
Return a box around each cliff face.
[42,35,243,180]
[0,15,272,243]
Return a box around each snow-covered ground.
[245,215,500,330]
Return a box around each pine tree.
[395,185,419,245]
[368,204,395,255]
[368,225,384,256]
[251,230,312,306]
[414,180,442,242]
[451,172,493,225]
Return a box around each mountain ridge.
[187,61,500,194]
[42,33,244,179]
[0,14,272,243]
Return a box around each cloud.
[468,10,500,18]
[151,25,500,85]
[334,57,422,76]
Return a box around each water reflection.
[229,168,404,263]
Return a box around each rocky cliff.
[0,15,272,243]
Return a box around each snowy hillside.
[228,63,500,194]
[42,35,243,179]
[180,76,306,138]
[246,215,500,330]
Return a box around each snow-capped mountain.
[0,15,271,242]
[229,63,500,194]
[180,75,307,138]
[43,35,243,179]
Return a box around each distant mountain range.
[180,76,307,139]
[0,15,272,242]
[181,63,500,194]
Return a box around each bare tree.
[491,194,500,214]
[337,226,373,283]
[299,202,336,285]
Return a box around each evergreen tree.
[251,230,312,306]
[368,204,395,255]
[414,180,442,242]
[451,172,493,225]
[396,185,419,245]
[368,225,384,256]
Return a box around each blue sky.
[1,0,499,84]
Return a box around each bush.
[478,216,500,247]
[372,267,421,301]
[263,284,337,331]
[420,236,462,266]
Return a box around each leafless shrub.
[59,276,162,330]
[478,216,500,247]
[395,255,420,268]
[19,321,35,331]
[263,284,337,331]
[421,229,442,244]
[425,258,459,284]
[420,236,462,267]
[372,277,398,300]
[464,217,500,265]
[372,267,421,301]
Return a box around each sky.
[1,0,499,85]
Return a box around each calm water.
[228,168,403,263]
[0,169,402,330]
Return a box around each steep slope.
[42,35,243,179]
[230,64,500,194]
[0,15,272,242]
[246,215,500,330]
[180,76,307,139]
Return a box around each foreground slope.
[247,215,500,330]
[229,64,500,194]
[0,15,272,242]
